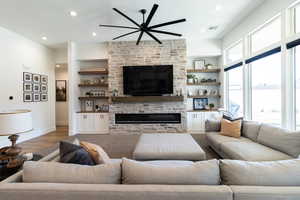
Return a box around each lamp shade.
[0,110,32,136]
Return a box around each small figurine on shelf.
[85,92,92,97]
[112,89,118,97]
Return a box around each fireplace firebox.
[115,113,181,124]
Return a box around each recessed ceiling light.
[56,64,61,68]
[216,5,222,11]
[70,11,78,17]
[92,32,97,37]
[42,36,47,40]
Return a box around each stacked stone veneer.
[108,39,187,134]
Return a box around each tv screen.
[123,65,173,96]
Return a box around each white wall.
[0,26,55,147]
[55,65,68,126]
[54,48,68,63]
[187,38,222,57]
[222,0,296,48]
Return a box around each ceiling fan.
[99,4,186,45]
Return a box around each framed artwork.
[33,74,41,83]
[23,83,32,92]
[33,93,41,102]
[85,100,94,112]
[194,60,205,70]
[23,72,32,82]
[41,93,48,102]
[23,93,33,102]
[193,98,208,110]
[56,80,67,102]
[41,84,47,93]
[41,75,48,84]
[33,83,40,92]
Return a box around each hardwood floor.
[19,126,69,154]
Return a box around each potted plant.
[187,74,195,84]
[208,103,215,111]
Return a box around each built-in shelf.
[78,96,109,100]
[187,109,219,112]
[76,111,109,113]
[187,82,221,86]
[77,59,108,62]
[111,96,184,103]
[78,83,108,87]
[78,71,108,75]
[187,69,220,73]
[188,95,221,98]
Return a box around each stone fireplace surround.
[108,39,187,134]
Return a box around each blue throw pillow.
[59,141,95,165]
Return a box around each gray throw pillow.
[241,120,261,141]
[23,161,121,184]
[122,158,220,185]
[220,159,300,186]
[205,120,221,132]
[257,124,300,158]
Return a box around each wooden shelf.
[76,111,109,113]
[187,82,221,86]
[188,95,221,98]
[78,96,109,100]
[77,59,108,62]
[187,109,219,112]
[78,83,108,87]
[78,71,108,75]
[187,69,220,73]
[111,96,184,103]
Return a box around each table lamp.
[0,110,32,168]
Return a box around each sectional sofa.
[205,120,300,161]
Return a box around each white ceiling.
[0,0,265,48]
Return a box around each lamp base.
[0,134,24,168]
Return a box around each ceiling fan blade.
[113,30,140,40]
[145,4,159,27]
[113,8,141,28]
[148,30,182,37]
[149,19,186,29]
[99,25,139,30]
[144,31,162,44]
[136,31,144,45]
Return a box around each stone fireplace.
[108,39,187,134]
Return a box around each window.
[250,16,281,53]
[226,41,243,64]
[228,67,243,117]
[295,46,300,130]
[294,4,300,33]
[251,53,281,125]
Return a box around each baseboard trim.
[0,127,56,148]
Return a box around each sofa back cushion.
[241,120,261,141]
[220,159,300,186]
[122,158,220,185]
[257,124,300,158]
[23,161,121,184]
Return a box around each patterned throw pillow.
[220,119,242,138]
[59,141,95,165]
[80,141,111,164]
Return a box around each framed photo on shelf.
[56,80,67,102]
[23,93,33,102]
[33,74,41,83]
[33,83,40,92]
[41,93,48,102]
[85,100,94,112]
[33,93,41,102]
[23,83,32,92]
[194,60,205,70]
[41,75,48,84]
[23,72,32,82]
[193,98,208,110]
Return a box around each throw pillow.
[220,119,242,138]
[59,141,95,165]
[122,158,220,185]
[23,161,121,184]
[80,141,111,164]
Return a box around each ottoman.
[133,134,206,161]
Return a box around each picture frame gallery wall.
[23,72,48,102]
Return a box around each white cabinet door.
[94,114,109,134]
[187,112,205,133]
[76,114,94,133]
[76,113,109,134]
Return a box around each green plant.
[187,74,196,79]
[209,103,215,109]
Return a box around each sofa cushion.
[80,141,111,164]
[23,161,121,184]
[241,120,261,141]
[220,119,242,138]
[220,141,292,161]
[122,158,220,185]
[205,119,221,132]
[257,124,300,158]
[230,186,300,200]
[206,132,251,152]
[0,184,233,200]
[59,141,95,165]
[220,159,300,186]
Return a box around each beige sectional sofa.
[206,120,300,161]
